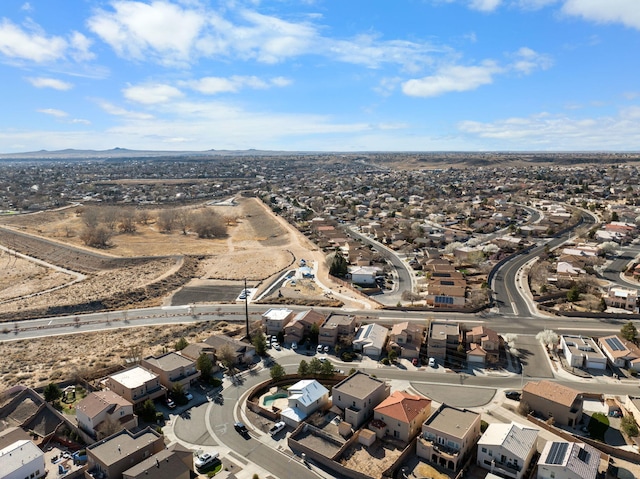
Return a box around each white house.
[537,441,600,479]
[0,440,46,479]
[353,323,388,359]
[560,335,607,370]
[349,266,379,285]
[477,422,538,479]
[261,308,294,336]
[280,379,329,427]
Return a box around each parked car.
[318,356,328,362]
[316,344,323,353]
[273,342,281,351]
[195,452,219,469]
[291,341,298,350]
[166,398,176,409]
[412,358,419,366]
[269,421,286,436]
[505,391,521,401]
[428,357,436,368]
[185,392,193,401]
[234,422,249,435]
[323,345,329,353]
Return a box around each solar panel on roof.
[605,337,625,351]
[577,447,591,463]
[546,442,569,465]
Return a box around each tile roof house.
[204,334,255,366]
[598,335,640,372]
[416,404,481,472]
[76,390,138,440]
[522,380,583,427]
[332,371,390,429]
[141,352,200,391]
[387,322,424,360]
[104,366,165,407]
[537,441,600,479]
[283,310,326,345]
[85,427,165,479]
[477,422,539,479]
[370,391,432,443]
[466,326,500,365]
[280,379,330,427]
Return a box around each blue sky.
[0,0,639,153]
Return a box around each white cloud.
[561,0,640,30]
[123,83,184,104]
[510,47,553,74]
[21,3,33,12]
[87,1,208,65]
[98,100,155,120]
[27,77,73,90]
[402,61,502,97]
[37,108,68,118]
[469,0,502,12]
[186,75,291,94]
[69,31,95,61]
[458,108,640,148]
[0,18,67,62]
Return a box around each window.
[481,447,487,453]
[488,450,493,457]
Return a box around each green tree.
[43,383,62,403]
[196,353,214,380]
[329,249,348,278]
[297,360,310,376]
[174,337,188,351]
[140,399,157,422]
[621,321,638,343]
[388,349,398,363]
[348,368,357,376]
[320,359,335,377]
[308,358,323,375]
[270,363,286,381]
[621,415,639,437]
[252,331,268,357]
[170,383,186,404]
[310,323,320,345]
[567,285,580,303]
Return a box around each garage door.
[586,360,605,370]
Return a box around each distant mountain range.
[0,148,302,160]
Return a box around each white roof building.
[477,422,538,479]
[560,335,607,370]
[280,379,329,427]
[353,323,389,359]
[537,441,600,479]
[0,440,46,479]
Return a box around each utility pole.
[244,278,250,341]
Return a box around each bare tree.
[191,209,227,238]
[102,206,119,232]
[175,209,192,235]
[157,208,177,233]
[82,206,101,228]
[137,209,151,225]
[217,344,237,372]
[80,225,113,248]
[118,207,137,234]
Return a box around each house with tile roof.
[598,335,640,372]
[283,309,326,345]
[477,422,539,479]
[416,404,481,472]
[76,390,137,440]
[280,379,329,427]
[141,352,200,391]
[387,322,424,360]
[466,326,500,365]
[537,441,600,479]
[370,391,431,443]
[522,380,583,427]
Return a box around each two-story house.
[598,335,640,372]
[280,379,329,427]
[122,444,194,479]
[104,366,165,408]
[466,326,500,365]
[427,322,460,362]
[522,380,583,427]
[0,440,46,479]
[537,441,600,479]
[353,323,389,359]
[76,390,137,440]
[477,422,539,479]
[141,352,200,391]
[204,334,255,366]
[318,313,357,347]
[261,308,294,336]
[387,322,424,360]
[283,310,326,345]
[332,371,390,429]
[370,391,431,443]
[416,404,481,472]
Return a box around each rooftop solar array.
[546,442,569,465]
[605,336,625,351]
[577,447,591,463]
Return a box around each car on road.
[318,356,328,362]
[269,421,286,436]
[273,342,281,351]
[505,391,521,401]
[428,357,436,368]
[234,422,249,435]
[195,452,219,469]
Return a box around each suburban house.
[280,379,330,427]
[416,404,481,472]
[423,281,466,308]
[370,391,431,443]
[353,323,389,359]
[537,441,600,479]
[349,266,380,285]
[179,343,219,370]
[318,313,357,347]
[604,286,638,312]
[560,335,607,370]
[104,366,165,407]
[122,444,194,479]
[141,352,200,391]
[261,308,295,336]
[204,334,255,366]
[522,380,583,427]
[427,322,460,361]
[477,422,539,479]
[0,439,46,479]
[466,326,500,365]
[331,371,390,429]
[387,322,425,359]
[283,310,326,345]
[76,390,137,440]
[598,335,640,372]
[85,427,165,479]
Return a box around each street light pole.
[244,278,250,341]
